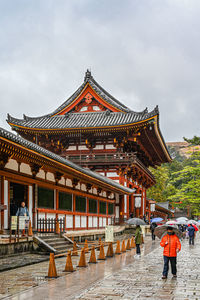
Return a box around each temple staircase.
[34,233,75,254]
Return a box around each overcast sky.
[0,0,200,142]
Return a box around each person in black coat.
[150,222,157,240]
[187,225,195,245]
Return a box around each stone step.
[53,244,73,251]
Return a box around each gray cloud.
[0,0,200,141]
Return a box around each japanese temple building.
[0,127,133,231]
[6,70,171,228]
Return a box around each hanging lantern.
[135,196,141,208]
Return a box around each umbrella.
[166,220,178,225]
[176,217,188,221]
[151,217,163,223]
[176,219,188,225]
[126,218,146,225]
[154,225,183,239]
[188,220,199,226]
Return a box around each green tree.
[147,165,170,202]
[183,135,200,145]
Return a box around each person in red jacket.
[160,226,181,279]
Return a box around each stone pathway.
[75,235,200,300]
[1,235,199,300]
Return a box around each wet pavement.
[0,254,49,272]
[1,235,200,300]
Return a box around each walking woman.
[135,225,142,257]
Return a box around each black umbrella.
[154,225,183,239]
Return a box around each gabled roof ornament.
[84,69,92,82]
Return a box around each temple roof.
[7,107,158,130]
[7,70,157,129]
[0,127,134,194]
[51,69,131,114]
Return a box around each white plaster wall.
[46,172,55,182]
[124,195,127,213]
[81,216,87,228]
[78,145,87,150]
[81,184,86,192]
[103,218,107,227]
[75,215,80,227]
[99,217,102,227]
[58,177,65,185]
[116,206,119,218]
[107,172,117,177]
[105,145,115,149]
[58,214,65,219]
[93,217,98,227]
[20,163,32,175]
[93,188,97,195]
[36,169,45,179]
[66,179,72,187]
[38,212,45,219]
[88,216,93,227]
[47,213,56,218]
[5,159,18,171]
[4,180,8,229]
[66,215,73,228]
[115,194,119,204]
[108,218,111,225]
[68,146,76,151]
[94,145,104,149]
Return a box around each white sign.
[11,216,17,230]
[105,225,114,242]
[19,216,26,230]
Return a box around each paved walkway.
[1,235,200,300]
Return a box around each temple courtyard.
[0,235,199,300]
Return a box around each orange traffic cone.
[55,220,60,234]
[99,237,102,245]
[126,238,131,250]
[98,244,106,260]
[71,236,74,242]
[72,241,78,256]
[121,240,126,252]
[64,251,74,272]
[130,237,136,248]
[78,248,87,267]
[84,239,89,253]
[89,246,97,263]
[28,220,33,237]
[106,242,114,257]
[47,253,58,278]
[115,240,121,255]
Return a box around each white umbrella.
[166,220,178,225]
[126,218,146,225]
[176,217,188,221]
[176,219,187,225]
[187,220,199,226]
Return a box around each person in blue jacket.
[187,224,195,245]
[16,201,29,217]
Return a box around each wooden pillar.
[1,176,4,229]
[73,194,75,230]
[97,199,99,229]
[86,197,89,229]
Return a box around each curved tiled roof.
[51,70,131,114]
[0,127,134,194]
[7,107,158,130]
